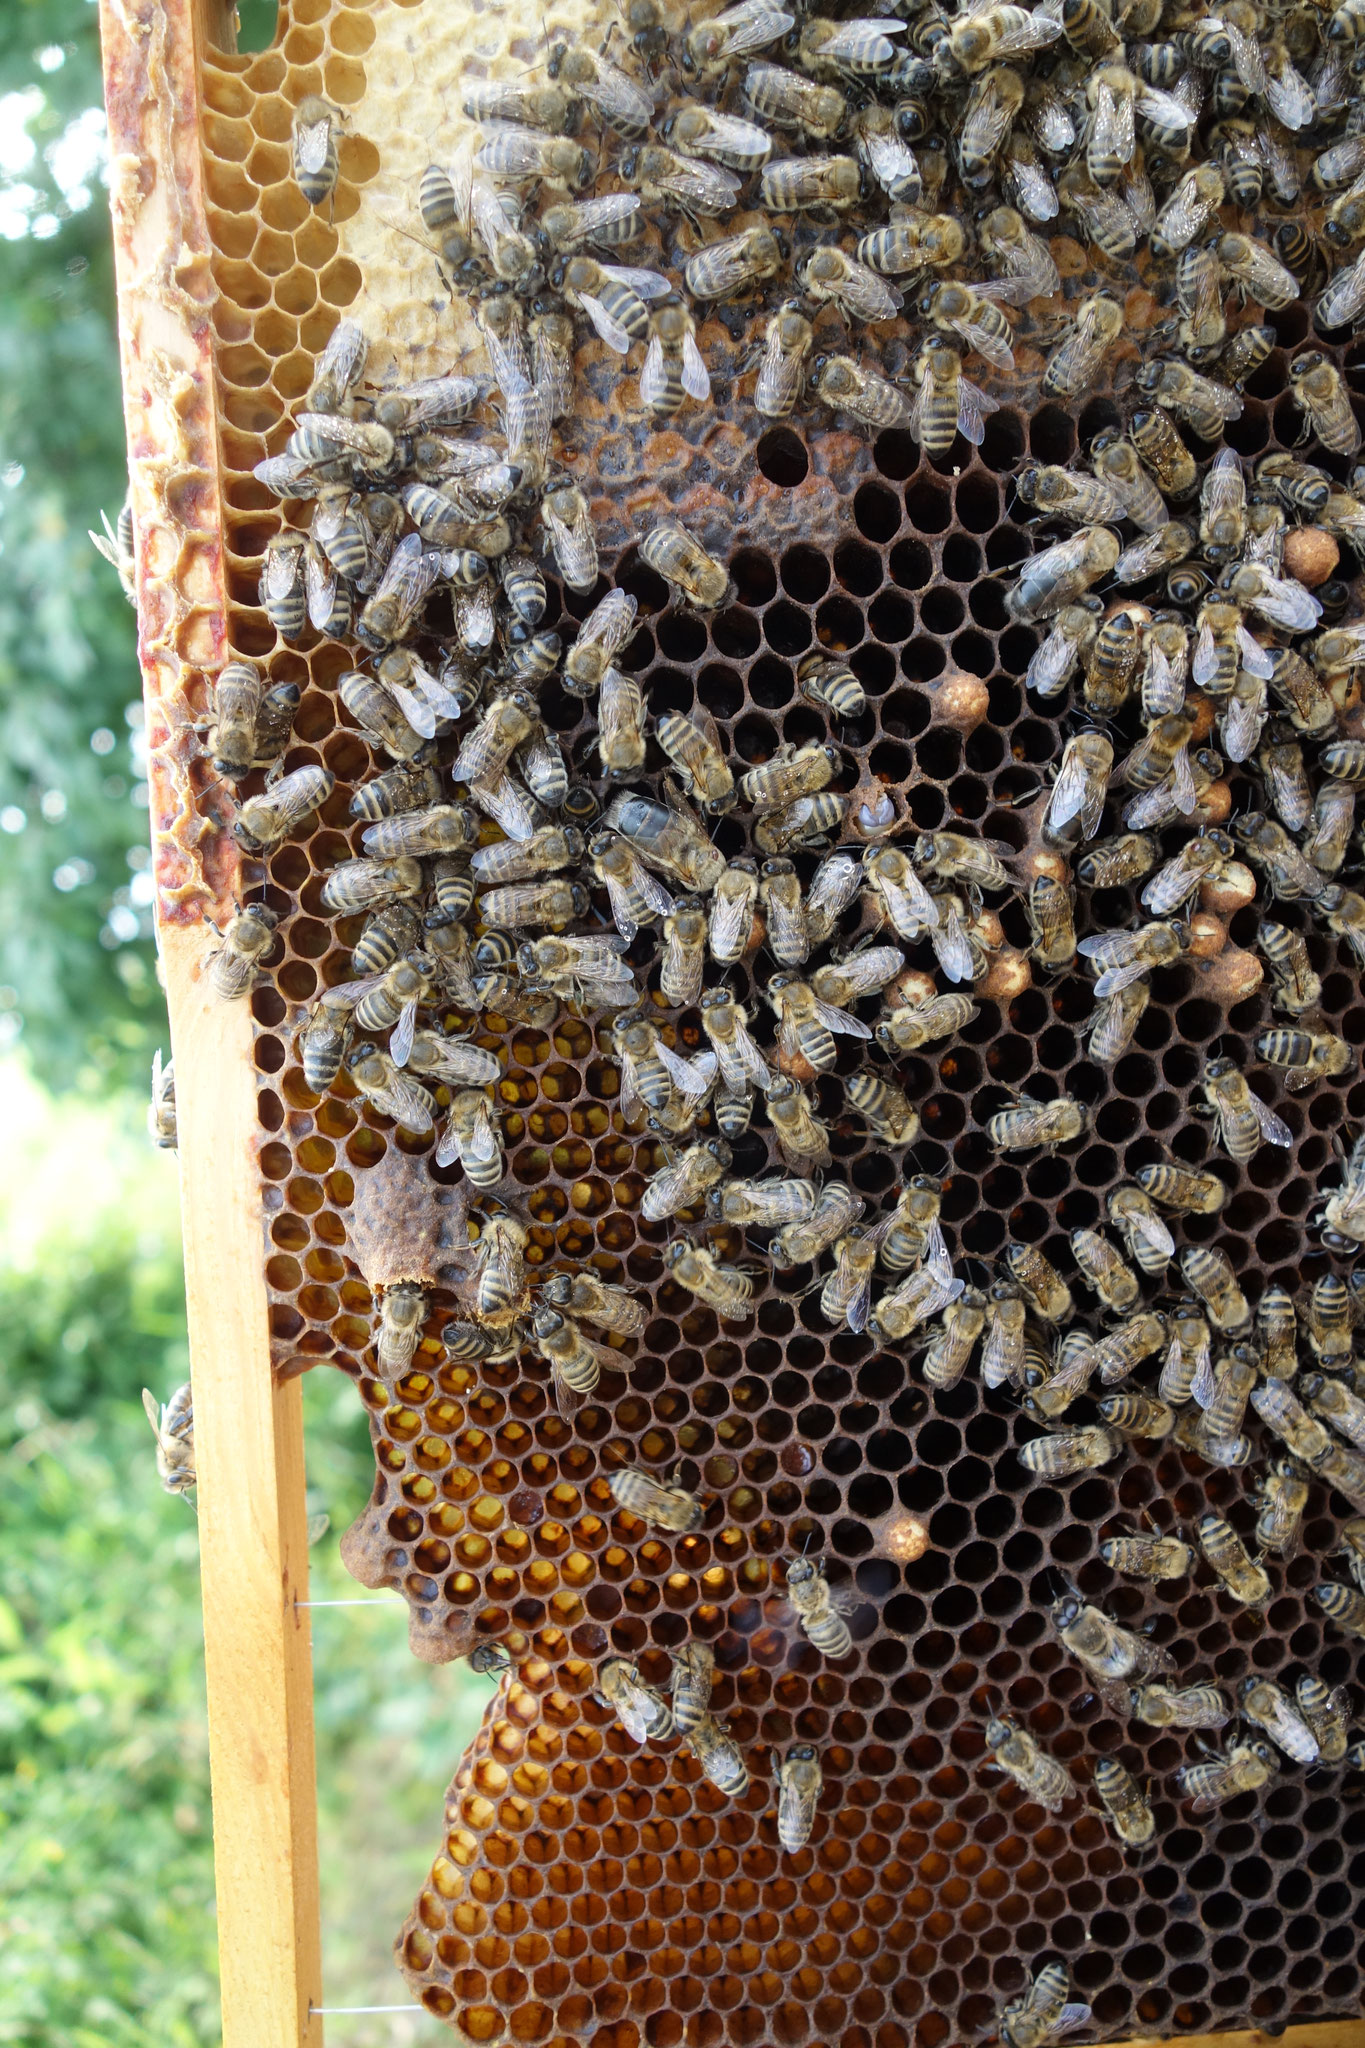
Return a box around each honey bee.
[1053,1588,1169,1691]
[1084,605,1148,718]
[851,100,922,202]
[1305,1367,1365,1446]
[474,121,593,191]
[1018,462,1124,530]
[950,2,1063,71]
[1114,523,1196,590]
[232,763,335,857]
[654,897,706,1009]
[1010,528,1120,626]
[1256,1028,1353,1093]
[548,42,654,138]
[1021,1426,1124,1478]
[986,1094,1089,1154]
[768,972,872,1074]
[533,1302,616,1415]
[1003,1241,1073,1323]
[1093,1756,1155,1850]
[770,1181,861,1268]
[703,859,758,966]
[1176,1736,1276,1811]
[751,299,816,421]
[669,1639,715,1737]
[754,859,806,966]
[590,666,643,783]
[1197,1510,1271,1607]
[785,1553,855,1657]
[1296,1675,1353,1763]
[684,223,785,304]
[1178,1244,1249,1337]
[819,1224,890,1333]
[807,353,908,434]
[1097,1389,1174,1438]
[654,708,734,815]
[641,1136,732,1223]
[1038,292,1123,402]
[979,1280,1026,1390]
[711,1176,818,1232]
[639,298,712,419]
[687,1714,750,1797]
[1240,1678,1320,1763]
[1132,1681,1231,1732]
[372,1281,426,1379]
[1026,601,1103,700]
[206,903,278,1001]
[922,1288,988,1390]
[1141,829,1235,917]
[1316,882,1365,965]
[595,1656,675,1743]
[1288,351,1362,455]
[357,532,443,654]
[861,843,940,940]
[259,530,308,639]
[640,520,732,612]
[406,1031,502,1092]
[352,901,422,979]
[1100,1524,1192,1581]
[540,483,599,594]
[982,1718,1073,1816]
[434,1087,502,1184]
[664,1240,755,1320]
[1091,1311,1167,1388]
[1134,358,1243,439]
[618,142,742,219]
[609,1464,703,1532]
[759,151,862,213]
[1337,1518,1365,1594]
[876,990,976,1054]
[765,1074,831,1169]
[1106,1185,1174,1276]
[801,234,908,323]
[1257,922,1322,1016]
[1316,1582,1365,1641]
[347,1043,435,1135]
[996,1963,1095,2048]
[1302,780,1355,879]
[147,1047,177,1150]
[1076,833,1157,890]
[320,854,423,918]
[1201,1057,1293,1163]
[292,94,343,206]
[773,1743,821,1852]
[586,831,670,945]
[142,1383,195,1498]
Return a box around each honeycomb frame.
[99,0,1365,2044]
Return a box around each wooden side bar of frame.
[97,1,323,2043]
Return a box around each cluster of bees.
[116,0,1365,2024]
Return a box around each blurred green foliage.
[0,0,166,1092]
[0,1066,491,2046]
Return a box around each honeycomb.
[136,0,1365,2041]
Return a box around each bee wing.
[474,124,556,178]
[463,1099,501,1164]
[601,263,672,300]
[717,5,796,52]
[709,886,753,958]
[814,996,873,1039]
[922,1218,953,1283]
[1226,20,1268,93]
[681,330,712,402]
[842,265,904,323]
[1236,626,1277,677]
[988,10,1063,51]
[1190,1337,1217,1410]
[1055,2006,1094,2037]
[1027,624,1077,696]
[957,376,1001,447]
[1048,745,1100,835]
[1136,84,1194,133]
[982,1314,1023,1388]
[579,291,634,354]
[142,1386,164,1437]
[264,542,303,600]
[611,1685,656,1742]
[844,1262,876,1335]
[390,997,420,1069]
[1092,958,1153,997]
[1251,578,1322,633]
[932,909,977,984]
[295,113,335,176]
[1318,251,1365,329]
[385,675,441,739]
[1221,689,1264,764]
[1129,1205,1175,1263]
[1170,749,1203,819]
[600,664,645,755]
[480,311,532,395]
[1076,931,1136,966]
[1093,83,1133,166]
[1250,1090,1294,1147]
[1191,622,1222,689]
[576,65,655,131]
[949,311,1014,373]
[658,1042,718,1098]
[737,1021,775,1089]
[881,867,941,935]
[304,545,338,629]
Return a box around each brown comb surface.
[181,2,1365,2044]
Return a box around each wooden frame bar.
[94,3,1365,2046]
[98,1,323,2043]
